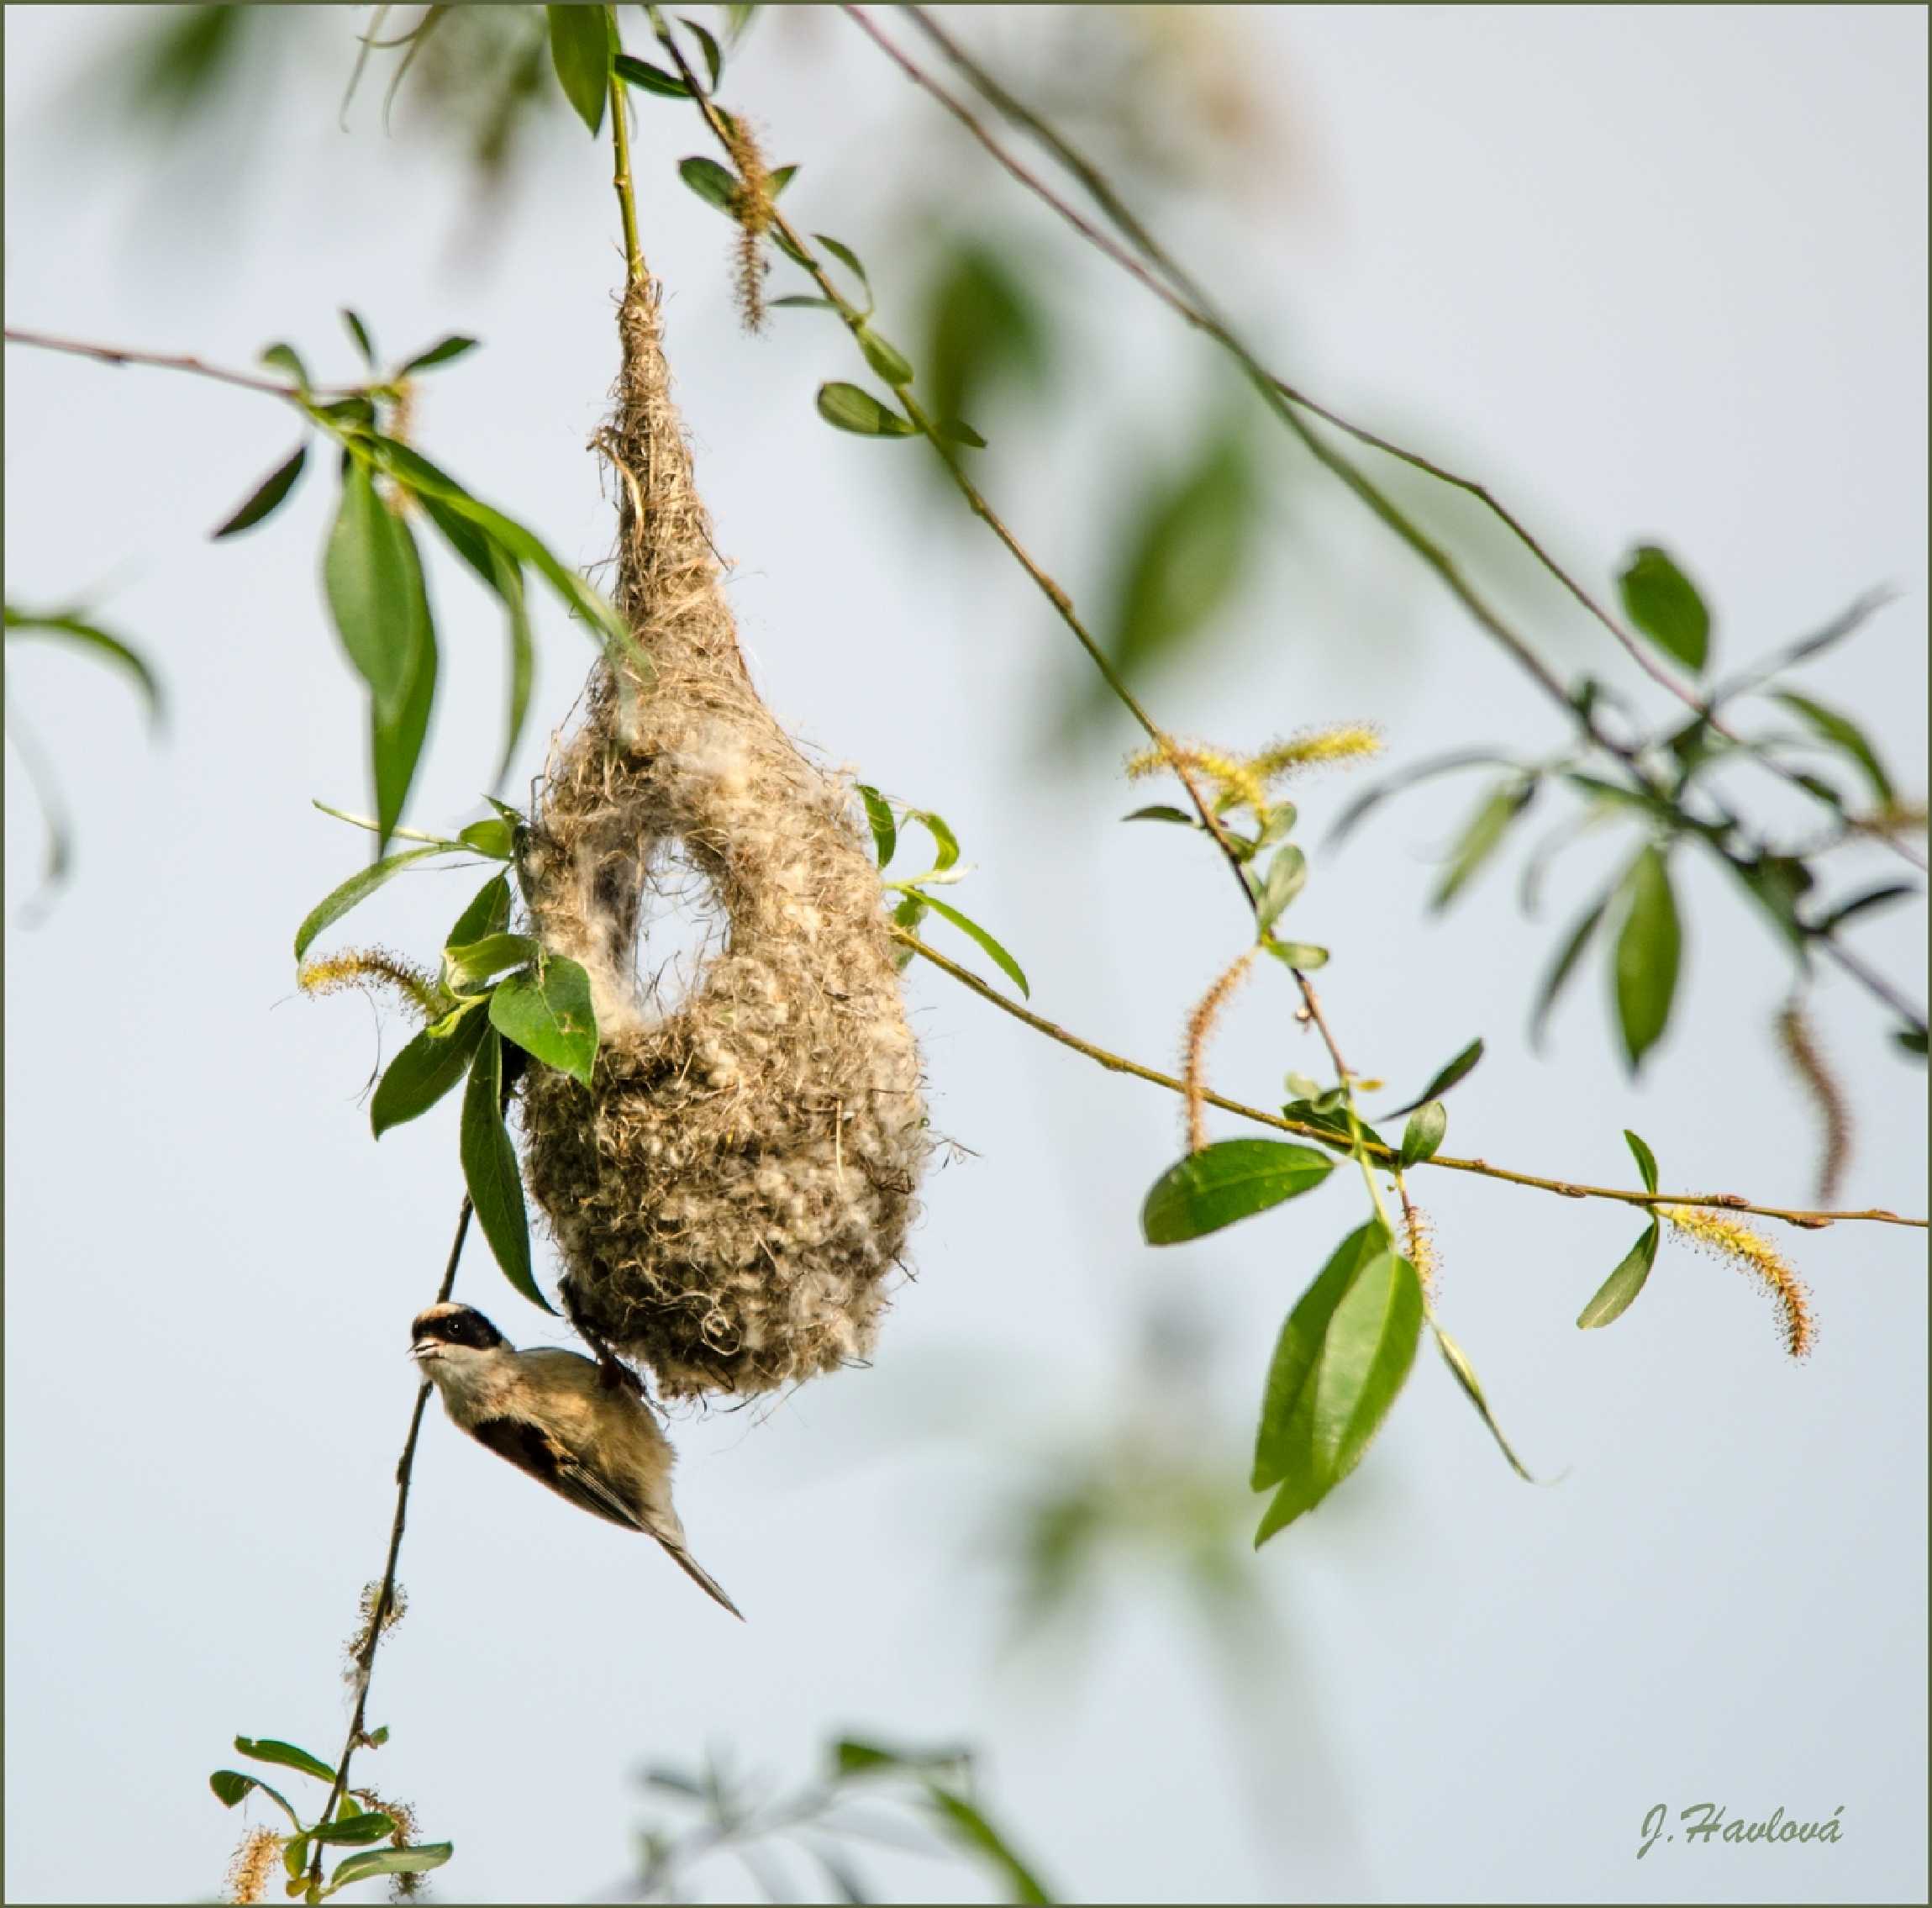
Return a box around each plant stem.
[609,66,645,285]
[890,928,1926,1232]
[3,325,360,400]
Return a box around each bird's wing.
[467,1414,646,1533]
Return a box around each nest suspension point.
[516,277,929,1399]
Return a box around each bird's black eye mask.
[411,1307,506,1352]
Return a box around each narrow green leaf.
[1431,779,1534,912]
[447,873,512,950]
[209,1771,302,1828]
[913,891,1029,998]
[834,1738,972,1780]
[3,608,165,728]
[1529,892,1609,1051]
[1122,804,1198,827]
[294,843,449,959]
[1816,881,1918,935]
[1577,1220,1661,1328]
[234,1736,336,1784]
[904,808,960,872]
[1398,1101,1447,1167]
[1614,846,1682,1074]
[211,444,308,539]
[545,1,610,132]
[1255,1246,1424,1541]
[324,461,427,722]
[815,233,870,289]
[934,417,987,448]
[461,1027,550,1312]
[614,50,690,96]
[1324,750,1513,848]
[285,1836,311,1881]
[1619,544,1711,672]
[369,567,437,857]
[259,341,311,391]
[1384,1036,1484,1119]
[677,14,723,88]
[855,783,897,867]
[1771,691,1896,806]
[398,334,479,374]
[926,1787,1052,1906]
[371,1002,487,1137]
[856,327,913,387]
[771,294,834,310]
[1431,1321,1536,1481]
[445,931,542,992]
[1143,1139,1335,1246]
[309,1810,397,1847]
[678,154,739,210]
[1263,938,1329,971]
[341,308,376,366]
[1251,845,1308,935]
[816,382,916,437]
[459,817,514,859]
[325,1844,454,1892]
[491,956,598,1086]
[1624,1128,1659,1194]
[766,161,798,195]
[1894,1026,1929,1059]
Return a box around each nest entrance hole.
[622,838,730,1025]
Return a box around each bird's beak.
[408,1341,440,1363]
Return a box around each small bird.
[409,1302,741,1618]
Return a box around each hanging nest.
[515,277,929,1400]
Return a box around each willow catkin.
[515,277,929,1400]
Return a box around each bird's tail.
[660,1539,744,1620]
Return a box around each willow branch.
[867,5,1926,878]
[311,1196,472,1883]
[609,71,645,285]
[892,928,1926,1233]
[3,325,361,400]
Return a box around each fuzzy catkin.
[515,277,929,1400]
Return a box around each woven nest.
[516,277,929,1400]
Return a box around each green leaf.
[1280,1101,1387,1155]
[1624,1128,1659,1194]
[1614,846,1682,1074]
[461,1027,550,1313]
[926,1787,1052,1906]
[1254,1241,1424,1540]
[1122,804,1198,828]
[369,572,437,857]
[934,417,987,448]
[913,892,1029,999]
[1142,1139,1335,1246]
[855,783,897,867]
[1619,544,1711,673]
[614,50,690,95]
[259,341,311,391]
[1577,1220,1660,1329]
[209,1770,302,1828]
[211,443,308,539]
[1398,1101,1447,1167]
[445,931,542,993]
[1384,1036,1483,1119]
[447,874,513,949]
[324,460,429,723]
[834,1738,972,1780]
[814,233,870,291]
[324,1844,454,1893]
[856,327,914,387]
[491,956,598,1086]
[3,607,165,728]
[771,294,834,311]
[398,334,479,374]
[340,308,376,366]
[371,1002,488,1137]
[1529,892,1609,1052]
[816,382,916,438]
[1430,779,1535,912]
[677,14,723,88]
[545,1,610,133]
[459,817,514,859]
[1325,750,1520,849]
[677,153,737,209]
[919,238,1050,444]
[1894,1025,1929,1059]
[1816,881,1918,935]
[903,808,960,872]
[309,1810,397,1847]
[234,1736,335,1784]
[1771,691,1896,806]
[294,843,450,959]
[1430,1321,1536,1482]
[1250,844,1308,935]
[1263,939,1329,971]
[766,162,798,196]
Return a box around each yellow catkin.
[342,1579,408,1684]
[1128,727,1380,821]
[1401,1197,1438,1302]
[1657,1204,1815,1360]
[722,115,771,330]
[223,1826,282,1905]
[1182,947,1257,1153]
[297,948,440,1021]
[1246,725,1383,778]
[1776,1002,1851,1206]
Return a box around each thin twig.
[610,71,645,285]
[891,928,1925,1232]
[3,325,361,400]
[882,4,1925,876]
[311,1197,472,1884]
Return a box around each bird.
[409,1301,742,1618]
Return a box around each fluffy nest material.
[516,277,929,1400]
